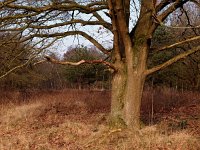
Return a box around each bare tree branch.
[145,45,200,75]
[0,12,40,22]
[0,35,60,79]
[45,56,116,71]
[4,2,108,13]
[0,62,27,79]
[153,35,200,51]
[33,59,46,66]
[156,0,171,13]
[0,19,112,32]
[20,30,110,55]
[157,0,190,22]
[190,0,200,7]
[108,0,122,60]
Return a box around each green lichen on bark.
[108,115,127,129]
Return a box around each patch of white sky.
[45,0,141,58]
[49,10,112,58]
[26,0,198,58]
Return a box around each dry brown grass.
[0,88,199,150]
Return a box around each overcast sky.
[48,0,140,58]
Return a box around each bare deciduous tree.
[0,0,199,129]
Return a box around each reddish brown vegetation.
[0,88,199,149]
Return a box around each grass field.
[0,88,200,150]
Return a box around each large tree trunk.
[109,0,153,129]
[110,64,146,129]
[110,61,127,128]
[124,71,146,129]
[110,46,148,129]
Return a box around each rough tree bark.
[109,0,155,129]
[108,0,200,129]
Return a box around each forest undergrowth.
[0,87,199,150]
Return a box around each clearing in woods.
[0,88,200,150]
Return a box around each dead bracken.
[0,88,200,150]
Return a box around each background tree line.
[1,23,200,91]
[0,33,111,90]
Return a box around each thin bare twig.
[0,59,31,79]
